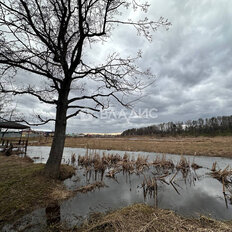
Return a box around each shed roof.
[0,121,30,129]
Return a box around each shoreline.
[1,152,232,231]
[30,136,232,158]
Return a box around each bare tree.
[0,0,170,178]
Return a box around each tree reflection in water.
[46,203,61,231]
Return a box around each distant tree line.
[122,115,232,137]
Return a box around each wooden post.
[25,140,28,155]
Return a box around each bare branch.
[0,83,57,105]
[66,109,97,120]
[0,116,56,126]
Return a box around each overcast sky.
[12,0,232,133]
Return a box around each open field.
[34,136,232,158]
[0,155,75,228]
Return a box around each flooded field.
[3,146,232,231]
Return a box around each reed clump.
[123,153,129,162]
[210,165,232,184]
[122,159,135,174]
[135,155,149,170]
[102,153,122,165]
[94,158,106,180]
[191,162,202,170]
[78,152,153,178]
[78,153,124,168]
[176,155,190,171]
[211,161,217,172]
[210,165,232,195]
[78,154,93,167]
[78,152,206,182]
[106,168,122,178]
[152,154,174,170]
[142,176,157,198]
[71,153,76,164]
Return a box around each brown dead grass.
[210,165,232,185]
[0,155,74,228]
[62,136,232,158]
[76,182,106,193]
[75,204,232,232]
[32,136,232,158]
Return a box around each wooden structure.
[0,122,30,155]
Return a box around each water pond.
[3,146,232,231]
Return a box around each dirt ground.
[35,136,232,158]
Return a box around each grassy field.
[0,155,75,228]
[34,136,232,158]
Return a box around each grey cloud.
[4,0,232,133]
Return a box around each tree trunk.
[44,101,68,179]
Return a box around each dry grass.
[152,154,174,169]
[176,155,190,171]
[0,155,74,227]
[211,162,217,172]
[78,152,153,179]
[191,156,202,170]
[210,165,232,184]
[51,188,73,201]
[32,136,232,158]
[209,164,232,195]
[59,164,76,180]
[75,204,232,232]
[142,176,158,199]
[76,182,106,193]
[106,168,122,178]
[71,153,77,164]
[77,151,204,183]
[77,152,205,200]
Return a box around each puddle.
[3,146,232,231]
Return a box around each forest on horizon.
[122,115,232,137]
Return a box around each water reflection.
[3,146,232,231]
[46,203,61,230]
[62,151,232,224]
